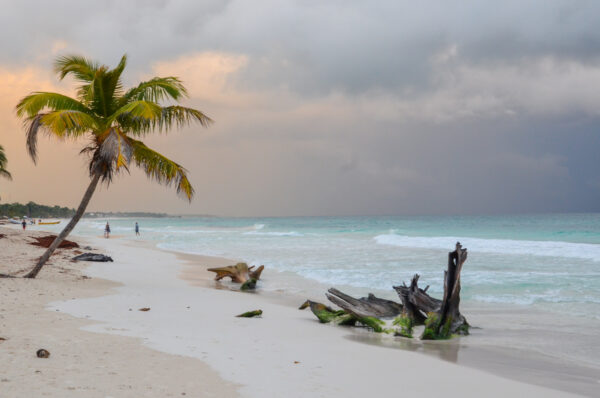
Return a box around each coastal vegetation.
[0,201,75,218]
[14,54,211,278]
[84,211,169,218]
[0,201,169,219]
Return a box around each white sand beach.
[0,226,590,397]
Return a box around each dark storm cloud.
[3,1,600,95]
[1,0,599,215]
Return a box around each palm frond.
[129,138,194,200]
[0,145,7,164]
[54,55,99,82]
[104,54,127,101]
[107,100,163,125]
[24,114,44,162]
[120,77,188,105]
[39,110,98,136]
[160,106,213,128]
[119,105,213,135]
[88,54,127,116]
[16,92,92,118]
[23,110,97,163]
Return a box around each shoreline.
[171,244,600,397]
[1,226,596,396]
[51,232,592,397]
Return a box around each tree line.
[0,202,76,218]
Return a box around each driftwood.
[393,274,440,325]
[207,262,264,284]
[73,253,113,262]
[393,242,469,339]
[300,243,470,339]
[325,288,403,318]
[433,242,469,337]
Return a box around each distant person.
[104,222,111,238]
[135,222,140,236]
[21,219,26,230]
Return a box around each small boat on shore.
[38,221,61,225]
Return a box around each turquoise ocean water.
[63,213,600,320]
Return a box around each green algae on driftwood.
[298,300,354,324]
[236,309,263,318]
[392,315,415,338]
[240,278,257,291]
[299,300,394,332]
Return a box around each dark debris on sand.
[29,235,79,249]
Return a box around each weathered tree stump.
[393,274,439,325]
[300,243,470,339]
[397,242,469,339]
[428,242,469,338]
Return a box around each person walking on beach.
[135,222,140,236]
[21,219,26,230]
[104,222,111,239]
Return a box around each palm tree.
[15,54,212,278]
[0,145,12,201]
[0,145,11,180]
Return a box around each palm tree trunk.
[25,173,101,279]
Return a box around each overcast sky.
[0,0,599,216]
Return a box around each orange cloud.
[151,52,254,107]
[0,65,86,205]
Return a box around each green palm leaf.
[107,100,163,125]
[40,110,99,136]
[119,105,213,135]
[90,55,127,116]
[16,92,92,118]
[130,138,194,200]
[24,110,98,162]
[121,76,188,104]
[54,55,100,82]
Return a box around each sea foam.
[374,234,600,261]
